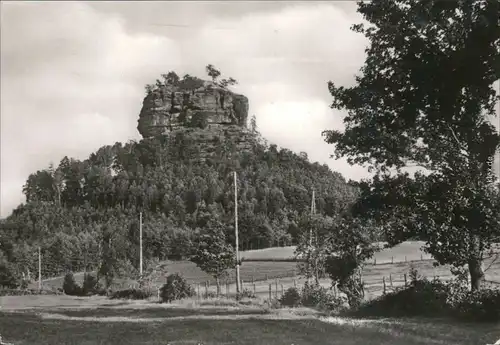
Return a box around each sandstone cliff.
[137,79,249,137]
[137,75,255,160]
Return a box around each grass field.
[0,295,499,345]
[35,241,500,301]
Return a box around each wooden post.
[421,253,423,261]
[391,256,394,264]
[205,282,208,298]
[293,279,296,288]
[197,283,200,299]
[405,255,407,263]
[226,282,229,297]
[404,274,407,287]
[374,258,377,265]
[275,279,278,298]
[281,284,284,297]
[268,284,272,301]
[265,273,268,281]
[383,277,386,295]
[253,283,256,295]
[389,274,393,288]
[251,276,254,284]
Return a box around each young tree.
[324,0,500,291]
[190,221,236,295]
[205,64,221,82]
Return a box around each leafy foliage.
[62,272,81,296]
[300,282,345,311]
[190,221,235,295]
[324,0,500,290]
[159,273,195,303]
[279,287,301,307]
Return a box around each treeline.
[0,130,358,284]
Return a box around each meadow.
[37,241,500,301]
[1,295,499,345]
[5,241,500,345]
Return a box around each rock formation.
[137,79,249,138]
[136,75,255,161]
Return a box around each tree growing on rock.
[323,0,500,291]
[190,221,236,296]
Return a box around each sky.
[0,1,499,218]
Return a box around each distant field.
[36,241,500,299]
[0,296,498,345]
[240,241,432,262]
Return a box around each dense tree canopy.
[324,0,500,290]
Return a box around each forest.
[0,126,358,283]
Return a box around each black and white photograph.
[0,1,499,344]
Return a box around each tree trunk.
[468,257,485,291]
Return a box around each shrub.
[160,273,195,303]
[279,287,301,307]
[454,288,500,322]
[110,288,154,300]
[82,273,102,296]
[355,277,450,317]
[301,282,344,311]
[62,272,82,296]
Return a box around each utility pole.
[139,212,143,277]
[38,246,41,290]
[234,171,241,293]
[307,190,316,283]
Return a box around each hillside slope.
[0,71,358,282]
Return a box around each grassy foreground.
[0,296,499,345]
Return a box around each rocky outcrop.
[137,80,249,138]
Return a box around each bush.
[110,288,154,300]
[82,273,102,296]
[62,272,82,296]
[454,288,500,322]
[301,282,345,311]
[355,277,450,317]
[279,287,301,307]
[160,273,195,303]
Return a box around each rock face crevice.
[137,80,249,138]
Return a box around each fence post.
[281,284,284,297]
[404,274,407,287]
[391,256,394,264]
[251,276,254,284]
[293,279,296,288]
[374,258,377,265]
[389,274,393,288]
[253,283,256,295]
[405,256,407,263]
[383,276,386,295]
[268,284,272,301]
[205,281,208,298]
[275,279,278,298]
[226,282,229,297]
[421,253,423,261]
[197,284,200,299]
[265,274,268,281]
[157,287,160,301]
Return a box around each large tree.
[324,0,500,291]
